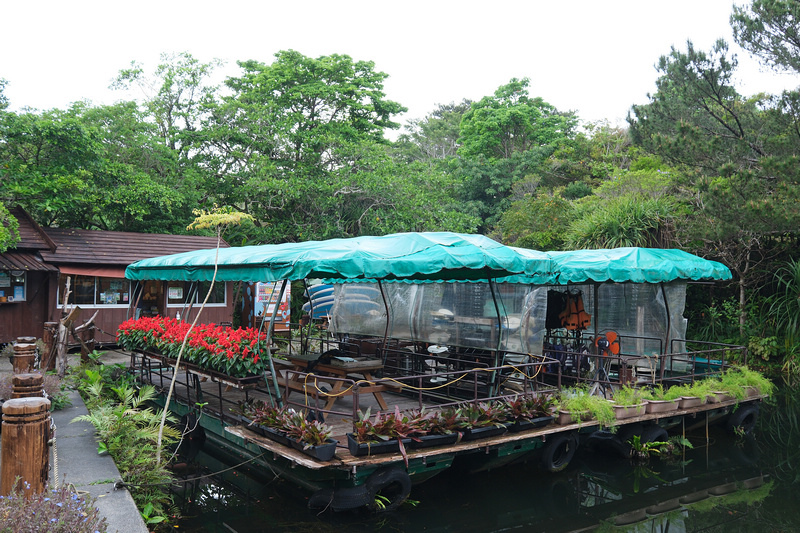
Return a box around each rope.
[49,418,58,486]
[115,451,270,490]
[298,358,548,406]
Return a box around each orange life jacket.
[559,292,591,331]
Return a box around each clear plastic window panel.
[330,281,533,352]
[329,280,689,357]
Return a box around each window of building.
[58,275,131,307]
[166,281,225,306]
[0,270,26,302]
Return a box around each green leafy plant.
[642,384,682,402]
[611,385,647,407]
[629,434,694,463]
[72,376,180,526]
[721,366,776,397]
[140,501,167,526]
[556,386,616,429]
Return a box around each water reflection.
[175,394,800,532]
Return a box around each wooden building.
[0,208,231,345]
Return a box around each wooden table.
[284,355,392,411]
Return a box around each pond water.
[173,387,800,532]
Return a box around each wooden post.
[42,322,58,371]
[79,325,96,363]
[1,397,51,497]
[11,373,44,399]
[12,343,37,374]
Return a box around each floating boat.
[124,233,762,512]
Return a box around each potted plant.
[555,386,616,429]
[459,400,509,440]
[718,367,775,399]
[347,407,422,461]
[668,382,710,409]
[643,385,681,413]
[610,385,647,419]
[503,394,555,431]
[407,408,460,448]
[283,414,338,461]
[234,400,290,443]
[234,401,338,460]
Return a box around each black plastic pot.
[409,432,459,449]
[508,415,555,432]
[347,433,411,456]
[290,438,338,461]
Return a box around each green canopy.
[544,247,732,284]
[125,232,554,283]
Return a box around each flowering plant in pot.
[118,317,270,378]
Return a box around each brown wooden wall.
[0,271,53,344]
[1,278,235,345]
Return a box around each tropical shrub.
[72,372,180,526]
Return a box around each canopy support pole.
[179,282,198,322]
[378,280,391,354]
[660,282,670,380]
[263,279,288,408]
[488,278,503,397]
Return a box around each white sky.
[3,0,798,132]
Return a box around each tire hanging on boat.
[540,432,578,473]
[365,467,412,512]
[726,403,759,435]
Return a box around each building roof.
[8,207,55,252]
[40,227,228,266]
[0,251,59,272]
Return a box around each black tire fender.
[540,432,578,473]
[365,467,412,512]
[308,484,373,512]
[726,403,759,435]
[640,425,669,444]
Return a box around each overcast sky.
[3,0,798,132]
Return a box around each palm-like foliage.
[72,380,180,523]
[769,259,800,345]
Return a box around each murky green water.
[173,387,800,532]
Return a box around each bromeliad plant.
[503,394,555,422]
[234,400,334,448]
[352,406,428,444]
[118,316,269,378]
[460,400,509,428]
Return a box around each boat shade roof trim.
[125,234,731,285]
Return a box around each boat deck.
[129,350,761,474]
